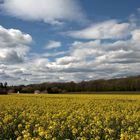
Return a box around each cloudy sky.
[0,0,140,85]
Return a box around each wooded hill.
[8,75,140,93]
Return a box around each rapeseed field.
[0,94,140,140]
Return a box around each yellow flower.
[18,124,22,129]
[80,137,87,140]
[72,128,78,135]
[39,131,45,137]
[16,136,22,140]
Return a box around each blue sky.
[0,0,140,85]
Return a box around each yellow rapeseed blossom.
[0,94,140,139]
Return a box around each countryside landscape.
[0,0,140,140]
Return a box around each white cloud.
[0,25,32,48]
[45,40,61,49]
[67,20,131,39]
[0,50,23,64]
[1,0,84,25]
[0,25,32,64]
[56,56,80,65]
[1,22,140,85]
[68,30,140,65]
[45,28,140,81]
[42,51,69,57]
[131,29,140,41]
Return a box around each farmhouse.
[34,90,41,94]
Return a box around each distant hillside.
[8,75,140,93]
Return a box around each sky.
[0,0,140,85]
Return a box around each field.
[0,94,140,140]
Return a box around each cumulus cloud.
[0,25,32,64]
[0,25,32,47]
[0,50,23,64]
[46,28,140,81]
[45,40,61,49]
[66,20,131,39]
[1,0,84,25]
[1,20,140,85]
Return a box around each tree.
[47,87,62,94]
[4,82,7,88]
[0,83,3,89]
[0,82,8,95]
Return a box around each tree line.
[7,75,140,94]
[0,82,8,94]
